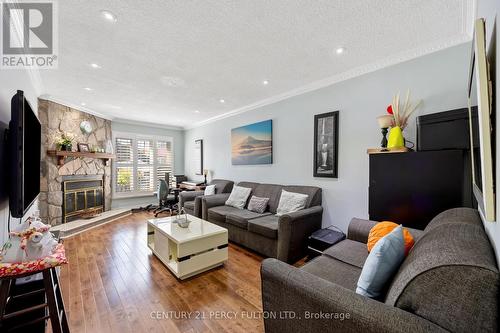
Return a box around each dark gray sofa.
[201,181,323,264]
[261,208,499,332]
[178,179,234,217]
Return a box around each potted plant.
[55,133,74,151]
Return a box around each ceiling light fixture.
[81,102,86,106]
[194,110,200,113]
[262,80,269,85]
[100,10,117,22]
[89,63,101,69]
[335,47,346,55]
[219,99,225,103]
[84,87,93,91]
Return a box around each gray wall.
[111,120,185,209]
[478,0,500,264]
[184,43,471,233]
[0,71,39,243]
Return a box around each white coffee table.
[147,214,228,279]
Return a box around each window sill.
[113,192,156,200]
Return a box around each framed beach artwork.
[231,120,273,165]
[314,111,339,178]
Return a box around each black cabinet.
[369,150,471,229]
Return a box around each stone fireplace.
[38,99,112,225]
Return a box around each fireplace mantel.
[47,150,115,166]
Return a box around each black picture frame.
[194,139,203,175]
[314,111,339,178]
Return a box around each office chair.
[154,179,178,217]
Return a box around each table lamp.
[203,169,209,184]
[377,115,394,148]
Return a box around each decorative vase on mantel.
[387,126,404,149]
[60,143,72,152]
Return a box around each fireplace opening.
[63,177,104,223]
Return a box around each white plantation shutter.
[157,140,173,186]
[115,138,134,192]
[137,139,154,191]
[113,133,174,197]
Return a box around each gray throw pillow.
[276,190,309,216]
[225,186,252,209]
[247,196,269,214]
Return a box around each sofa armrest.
[261,258,446,333]
[347,218,378,243]
[201,193,231,220]
[179,191,204,207]
[277,206,323,264]
[347,218,425,244]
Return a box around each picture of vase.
[321,143,328,167]
[314,111,339,178]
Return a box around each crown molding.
[186,34,472,130]
[38,95,113,120]
[112,118,184,131]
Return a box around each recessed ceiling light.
[84,87,93,91]
[89,63,101,69]
[100,10,117,22]
[81,102,86,106]
[219,99,225,103]
[335,47,346,55]
[262,80,269,85]
[194,110,200,113]
[160,76,186,87]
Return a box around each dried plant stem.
[390,89,421,130]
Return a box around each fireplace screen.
[63,179,104,223]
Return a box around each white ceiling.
[37,0,474,129]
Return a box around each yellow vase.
[387,126,404,149]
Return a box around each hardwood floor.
[57,212,266,333]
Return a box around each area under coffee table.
[147,215,228,280]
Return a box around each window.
[113,132,174,197]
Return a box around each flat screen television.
[468,18,495,222]
[9,90,41,218]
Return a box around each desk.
[179,183,206,191]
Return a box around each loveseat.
[178,179,234,217]
[261,208,499,332]
[201,182,323,264]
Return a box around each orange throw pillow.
[367,221,415,256]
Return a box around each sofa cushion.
[248,215,279,239]
[210,179,234,194]
[237,181,260,191]
[323,239,368,269]
[208,205,247,223]
[253,184,283,213]
[301,255,361,291]
[283,185,322,208]
[226,210,271,229]
[183,200,195,211]
[386,209,499,333]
